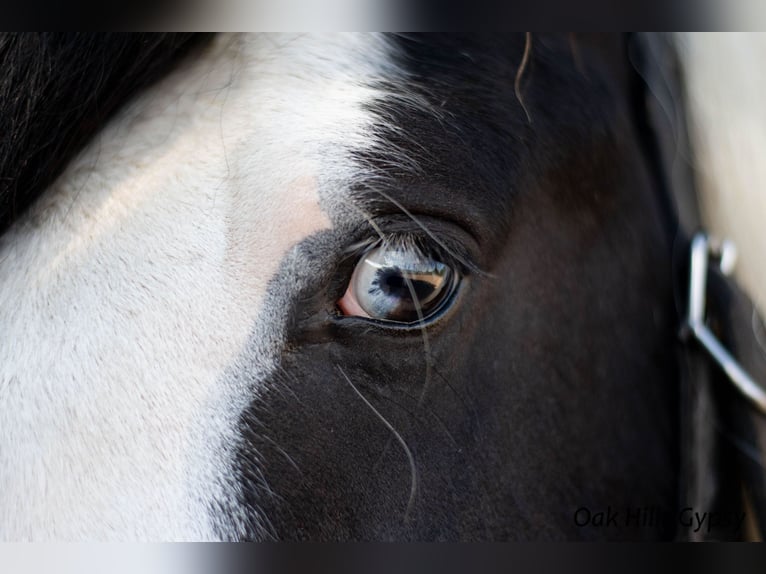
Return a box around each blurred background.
[679,33,766,316]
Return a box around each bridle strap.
[677,234,766,540]
[683,234,766,415]
[706,261,766,538]
[630,33,766,541]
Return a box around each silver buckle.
[686,232,766,415]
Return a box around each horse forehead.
[0,33,396,540]
[220,34,392,294]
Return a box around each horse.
[0,33,764,541]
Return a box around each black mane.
[0,33,209,236]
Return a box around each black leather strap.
[706,267,766,539]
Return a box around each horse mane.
[0,33,210,237]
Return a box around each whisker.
[259,434,302,475]
[515,32,533,124]
[403,274,433,408]
[432,364,480,422]
[337,365,419,522]
[377,388,461,449]
[341,195,386,242]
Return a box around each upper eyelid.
[345,230,477,277]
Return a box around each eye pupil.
[378,269,405,295]
[372,269,403,296]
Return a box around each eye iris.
[351,244,456,324]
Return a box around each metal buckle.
[685,232,766,415]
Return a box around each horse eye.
[338,242,459,324]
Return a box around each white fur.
[677,33,766,313]
[0,34,396,540]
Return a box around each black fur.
[226,34,680,540]
[0,33,210,235]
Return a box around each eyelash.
[344,231,472,277]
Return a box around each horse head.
[0,33,763,541]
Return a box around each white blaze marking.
[0,34,394,540]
